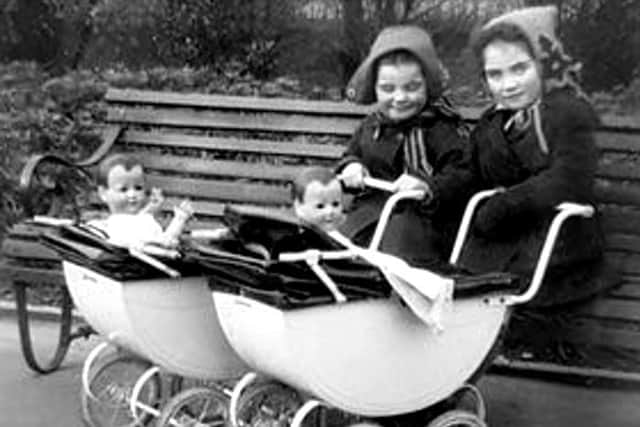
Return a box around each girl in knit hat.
[459,5,619,309]
[338,25,473,270]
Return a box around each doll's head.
[292,166,345,231]
[96,153,148,215]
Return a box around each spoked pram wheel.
[425,409,487,427]
[81,352,161,427]
[235,381,303,427]
[155,387,228,427]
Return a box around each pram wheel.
[425,410,487,427]
[235,381,303,427]
[451,384,486,420]
[156,387,228,427]
[81,353,161,427]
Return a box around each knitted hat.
[346,25,448,105]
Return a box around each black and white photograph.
[0,1,639,426]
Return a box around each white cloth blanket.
[328,231,453,331]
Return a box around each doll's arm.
[162,199,194,245]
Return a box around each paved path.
[1,314,640,426]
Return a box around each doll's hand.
[142,188,164,214]
[393,174,433,201]
[173,199,194,222]
[339,162,369,189]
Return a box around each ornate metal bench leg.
[14,282,73,374]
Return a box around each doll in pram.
[38,175,594,427]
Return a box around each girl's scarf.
[501,100,549,155]
[372,97,464,178]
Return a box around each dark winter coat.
[459,89,619,307]
[337,111,473,269]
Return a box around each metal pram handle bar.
[449,188,595,305]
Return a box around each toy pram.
[40,223,248,427]
[194,179,595,427]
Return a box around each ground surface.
[1,315,640,426]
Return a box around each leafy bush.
[151,0,299,78]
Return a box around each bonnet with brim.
[475,5,586,99]
[473,5,589,154]
[346,25,449,105]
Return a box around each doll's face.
[98,164,148,215]
[375,60,427,122]
[294,179,345,231]
[483,39,542,110]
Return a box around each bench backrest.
[101,89,370,229]
[4,87,640,356]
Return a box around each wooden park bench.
[1,87,639,381]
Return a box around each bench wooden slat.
[142,154,307,182]
[595,180,640,206]
[600,206,640,234]
[559,317,640,351]
[121,130,344,159]
[575,297,640,323]
[595,131,640,152]
[106,88,371,116]
[2,240,61,262]
[148,175,291,206]
[0,264,65,286]
[605,233,640,253]
[606,251,640,275]
[610,280,640,299]
[107,108,361,136]
[598,162,640,181]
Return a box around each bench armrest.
[17,126,123,219]
[19,153,92,190]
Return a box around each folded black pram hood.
[183,205,392,309]
[186,205,522,309]
[40,223,199,281]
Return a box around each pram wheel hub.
[81,352,161,427]
[234,380,303,427]
[156,387,228,427]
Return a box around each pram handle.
[449,188,506,265]
[361,176,396,192]
[505,202,594,305]
[451,189,595,305]
[363,177,426,251]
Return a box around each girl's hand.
[393,173,433,200]
[339,162,369,189]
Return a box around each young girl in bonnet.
[459,5,619,309]
[338,25,473,270]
